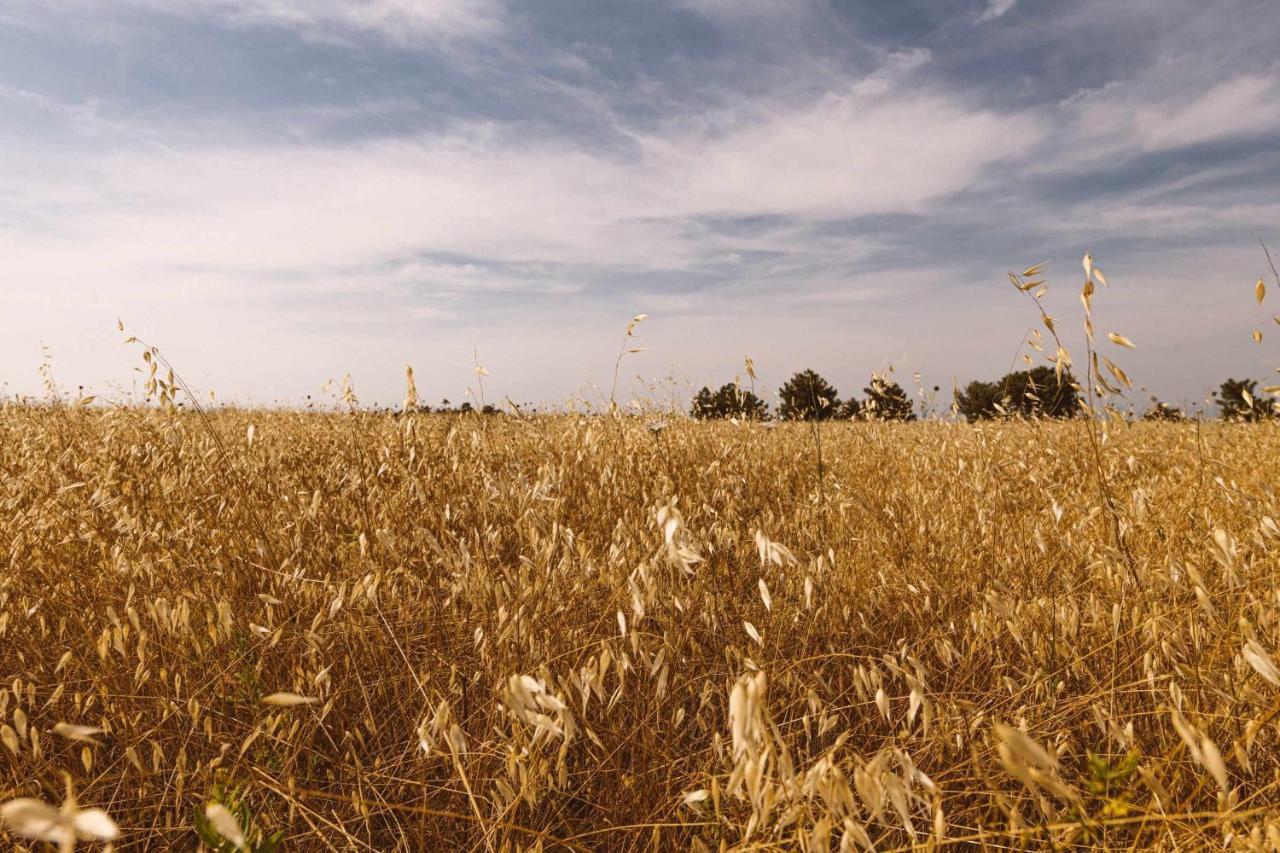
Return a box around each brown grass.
[3,403,1280,850]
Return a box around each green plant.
[194,781,283,853]
[1068,750,1142,843]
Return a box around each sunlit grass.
[2,402,1280,849]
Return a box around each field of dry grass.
[3,405,1280,849]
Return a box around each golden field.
[3,406,1280,850]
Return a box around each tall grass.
[3,253,1280,849]
[2,405,1280,849]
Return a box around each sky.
[2,0,1279,411]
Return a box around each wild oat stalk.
[4,287,1280,849]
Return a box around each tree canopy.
[955,366,1079,421]
[681,369,1280,425]
[838,397,863,419]
[1142,399,1185,421]
[690,383,769,420]
[777,370,840,421]
[862,375,915,421]
[1216,378,1277,422]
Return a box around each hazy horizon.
[3,0,1279,411]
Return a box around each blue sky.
[2,0,1279,410]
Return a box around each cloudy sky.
[2,0,1279,410]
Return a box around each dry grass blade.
[4,321,1280,848]
[260,692,319,707]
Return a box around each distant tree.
[428,397,500,415]
[1142,399,1185,422]
[1216,378,1277,422]
[777,370,840,421]
[838,397,863,419]
[690,383,769,420]
[953,381,998,420]
[955,366,1079,421]
[691,387,716,419]
[862,375,915,421]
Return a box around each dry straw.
[1,254,1280,849]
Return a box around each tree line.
[692,370,917,421]
[691,368,1280,422]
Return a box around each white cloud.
[850,48,932,97]
[4,69,1041,279]
[647,87,1041,219]
[1134,75,1280,151]
[976,0,1019,23]
[129,0,503,44]
[676,0,798,21]
[1043,73,1280,175]
[9,0,1270,407]
[0,62,1043,400]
